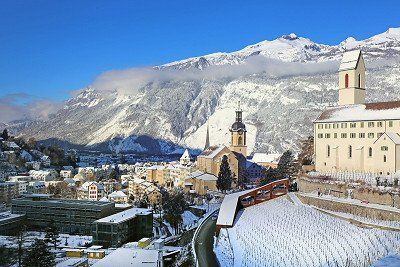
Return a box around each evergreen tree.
[1,128,9,141]
[0,245,13,266]
[16,224,27,267]
[44,220,60,250]
[23,239,55,267]
[217,155,233,192]
[109,168,118,180]
[162,188,188,234]
[276,150,296,181]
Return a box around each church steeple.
[204,122,210,150]
[230,101,247,157]
[338,50,366,105]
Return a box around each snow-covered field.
[214,197,400,267]
[0,231,92,249]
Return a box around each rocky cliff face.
[13,28,400,155]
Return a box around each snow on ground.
[0,231,92,249]
[214,197,400,267]
[182,210,200,230]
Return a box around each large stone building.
[196,104,247,182]
[314,50,400,175]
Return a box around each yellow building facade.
[314,50,400,175]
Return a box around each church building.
[314,50,400,175]
[196,103,247,182]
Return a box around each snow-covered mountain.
[12,28,400,155]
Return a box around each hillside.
[10,28,400,155]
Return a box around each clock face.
[238,131,243,135]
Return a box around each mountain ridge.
[9,27,400,155]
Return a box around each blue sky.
[0,0,399,103]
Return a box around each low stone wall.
[297,194,400,222]
[298,176,400,208]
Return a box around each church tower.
[230,102,247,157]
[338,49,366,105]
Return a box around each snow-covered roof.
[374,132,400,145]
[95,208,151,224]
[198,145,227,159]
[252,153,281,164]
[315,101,400,123]
[5,141,20,149]
[109,190,127,198]
[0,211,24,222]
[180,149,191,160]
[339,49,361,71]
[189,171,218,181]
[216,188,254,226]
[93,248,160,267]
[99,196,109,202]
[217,179,288,227]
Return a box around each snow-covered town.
[2,2,400,267]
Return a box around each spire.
[204,122,210,150]
[235,101,242,122]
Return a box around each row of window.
[326,145,388,160]
[317,121,394,129]
[317,132,384,139]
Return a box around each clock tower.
[230,102,247,157]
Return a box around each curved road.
[194,212,220,267]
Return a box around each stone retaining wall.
[297,194,400,221]
[298,176,400,208]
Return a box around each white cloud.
[0,94,63,123]
[90,56,340,96]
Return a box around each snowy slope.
[214,197,400,267]
[12,28,400,154]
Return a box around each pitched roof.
[180,149,191,160]
[339,49,361,71]
[374,132,400,145]
[315,101,400,123]
[198,145,227,159]
[189,171,218,181]
[252,153,281,164]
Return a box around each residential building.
[315,50,400,175]
[60,170,73,179]
[78,182,105,201]
[251,153,281,168]
[92,208,152,248]
[11,194,115,234]
[128,178,162,206]
[246,161,268,182]
[29,169,58,182]
[108,191,128,203]
[0,182,19,205]
[40,155,51,167]
[184,171,218,195]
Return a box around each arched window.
[368,147,372,157]
[358,74,361,88]
[327,145,330,157]
[345,73,349,88]
[384,155,387,162]
[238,136,243,145]
[348,145,352,158]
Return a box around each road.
[194,212,220,267]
